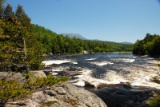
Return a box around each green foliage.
[147,94,160,107]
[23,73,68,90]
[0,0,5,19]
[32,24,133,55]
[0,78,28,104]
[133,33,160,56]
[0,2,43,71]
[3,4,14,19]
[0,73,68,104]
[15,5,31,28]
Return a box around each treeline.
[33,24,133,55]
[133,33,160,56]
[0,1,44,70]
[0,0,133,71]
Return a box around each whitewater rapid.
[42,53,160,89]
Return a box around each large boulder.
[5,83,107,107]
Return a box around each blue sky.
[6,0,160,43]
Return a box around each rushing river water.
[42,52,160,89]
[42,52,160,107]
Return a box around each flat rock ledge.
[5,83,107,107]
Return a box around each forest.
[133,33,160,57]
[33,24,133,55]
[0,0,133,71]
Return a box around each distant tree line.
[133,33,160,57]
[0,0,133,71]
[32,24,133,55]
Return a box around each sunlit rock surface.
[5,83,107,107]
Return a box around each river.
[42,52,160,89]
[42,52,160,107]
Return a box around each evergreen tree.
[3,4,14,19]
[0,0,5,19]
[15,5,31,27]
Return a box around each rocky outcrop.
[5,83,107,107]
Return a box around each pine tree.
[0,0,5,19]
[15,5,31,28]
[3,4,14,20]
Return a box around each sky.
[6,0,160,43]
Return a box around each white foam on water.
[44,56,160,89]
[113,58,135,63]
[116,63,160,89]
[104,70,127,83]
[72,69,122,88]
[91,61,114,66]
[71,59,160,89]
[42,60,71,66]
[86,58,96,61]
[148,60,160,64]
[73,80,85,87]
[51,66,70,72]
[72,61,78,65]
[51,69,63,72]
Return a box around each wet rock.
[97,82,131,89]
[85,81,95,88]
[57,70,81,76]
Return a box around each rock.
[32,91,47,103]
[85,81,95,88]
[5,83,107,107]
[10,72,25,81]
[0,72,9,80]
[60,83,107,107]
[44,90,56,96]
[0,72,25,81]
[58,70,81,76]
[54,87,66,95]
[30,70,46,78]
[97,82,132,89]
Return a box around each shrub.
[147,94,160,107]
[0,78,29,104]
[0,73,68,105]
